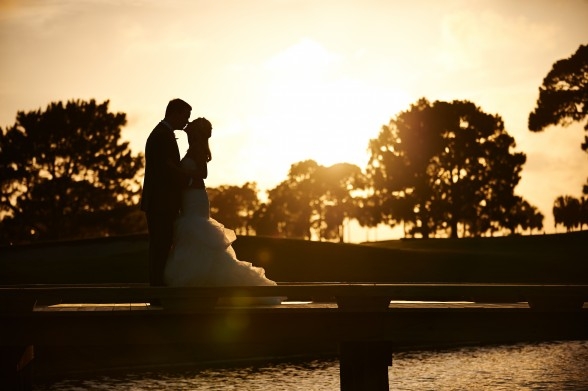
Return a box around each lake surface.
[34,340,588,390]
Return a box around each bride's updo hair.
[188,117,212,139]
[186,117,212,162]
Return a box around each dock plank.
[2,283,587,391]
[2,283,587,312]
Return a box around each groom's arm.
[165,158,195,184]
[145,129,187,188]
[166,157,207,187]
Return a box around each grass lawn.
[1,231,586,285]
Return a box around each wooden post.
[0,345,34,391]
[339,341,392,391]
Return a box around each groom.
[141,98,192,287]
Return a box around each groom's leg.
[147,212,174,287]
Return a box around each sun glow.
[253,39,409,169]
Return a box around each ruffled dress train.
[164,188,282,305]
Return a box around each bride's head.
[186,117,212,140]
[186,117,212,161]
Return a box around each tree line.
[1,44,586,245]
[528,44,588,233]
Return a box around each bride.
[164,117,282,305]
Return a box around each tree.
[0,99,144,244]
[314,163,366,242]
[257,160,365,241]
[367,98,534,238]
[582,197,588,230]
[529,44,588,194]
[502,196,544,235]
[250,202,282,237]
[366,98,441,238]
[208,182,260,235]
[261,160,319,239]
[553,195,582,232]
[529,44,588,141]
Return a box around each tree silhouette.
[261,160,320,239]
[314,163,366,242]
[0,99,143,244]
[502,196,544,235]
[367,98,440,238]
[367,98,536,238]
[208,182,260,235]
[553,195,586,232]
[529,44,588,142]
[250,202,282,237]
[529,44,588,194]
[352,193,381,231]
[257,160,364,241]
[582,197,588,230]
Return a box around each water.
[34,340,588,390]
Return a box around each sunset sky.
[1,0,587,241]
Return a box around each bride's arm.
[164,154,206,186]
[181,149,208,179]
[205,139,212,162]
[163,158,191,187]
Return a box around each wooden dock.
[1,283,588,391]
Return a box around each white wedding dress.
[164,158,282,305]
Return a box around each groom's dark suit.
[141,121,186,286]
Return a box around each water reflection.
[389,341,588,390]
[35,340,588,390]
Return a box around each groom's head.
[165,98,192,130]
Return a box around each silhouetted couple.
[140,99,281,305]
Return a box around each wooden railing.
[1,283,587,391]
[2,283,587,312]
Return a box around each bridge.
[2,283,588,391]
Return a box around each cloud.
[0,0,64,27]
[264,38,341,75]
[436,9,557,72]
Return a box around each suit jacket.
[140,122,186,218]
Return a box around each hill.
[1,231,586,285]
